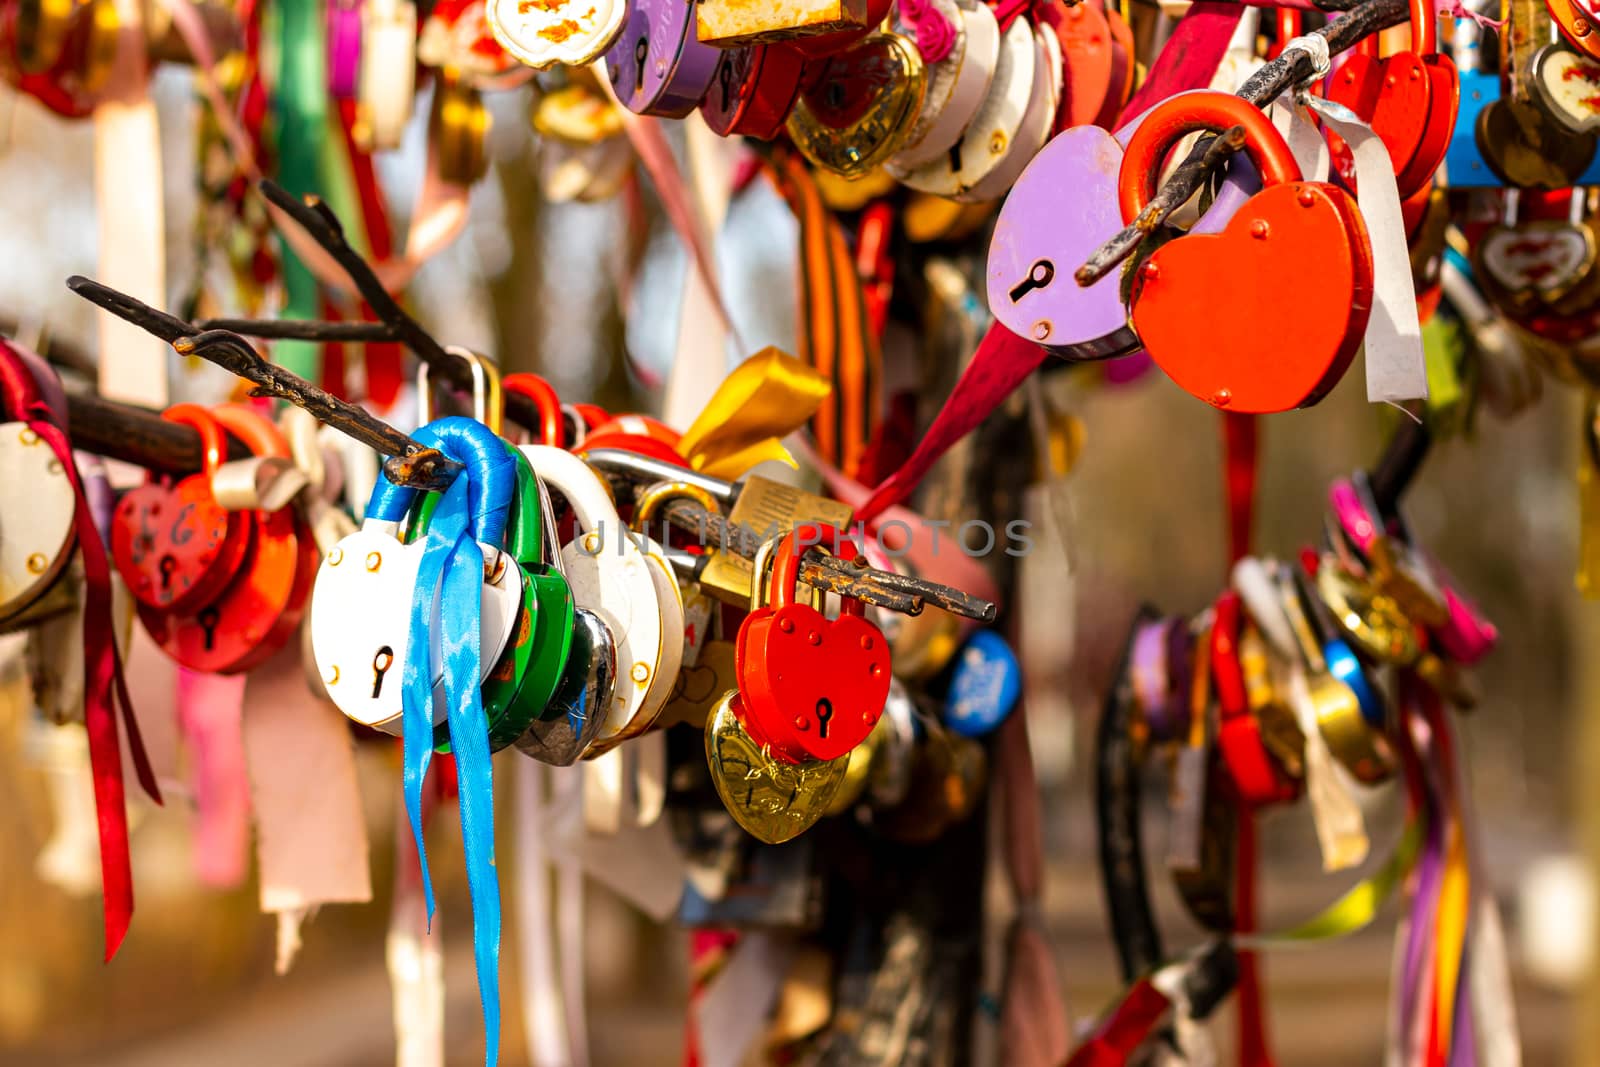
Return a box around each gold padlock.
[696,0,868,48]
[697,474,855,606]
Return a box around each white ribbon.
[1286,665,1371,872]
[1300,94,1430,406]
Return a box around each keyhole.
[197,607,220,651]
[718,59,732,110]
[159,554,177,590]
[947,140,963,174]
[372,645,395,698]
[815,698,833,739]
[1008,260,1056,303]
[634,37,647,85]
[825,82,844,110]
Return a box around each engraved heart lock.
[788,31,928,178]
[603,0,721,118]
[987,89,1264,358]
[138,404,319,674]
[0,339,76,624]
[736,524,891,764]
[1473,192,1600,317]
[1324,0,1458,197]
[310,418,523,734]
[1546,0,1600,62]
[882,0,998,170]
[112,404,254,615]
[705,691,850,844]
[1118,91,1374,412]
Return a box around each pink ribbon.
[177,667,251,888]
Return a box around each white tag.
[1301,95,1429,405]
[1270,99,1331,183]
[1286,665,1370,871]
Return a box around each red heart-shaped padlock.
[736,524,891,764]
[141,405,318,673]
[112,404,254,614]
[1324,0,1457,197]
[1119,92,1374,413]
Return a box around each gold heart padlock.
[705,691,849,844]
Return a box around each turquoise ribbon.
[402,472,502,1066]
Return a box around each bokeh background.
[0,64,1594,1066]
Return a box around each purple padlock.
[604,0,721,119]
[986,90,1262,361]
[327,0,363,100]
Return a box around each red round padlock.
[1119,92,1374,414]
[140,405,317,673]
[734,523,892,764]
[112,404,254,614]
[1211,591,1299,807]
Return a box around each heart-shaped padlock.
[1325,0,1458,197]
[883,0,997,170]
[987,89,1263,358]
[736,524,891,764]
[112,404,254,615]
[520,444,667,746]
[310,418,523,734]
[1444,18,1502,189]
[139,405,318,674]
[0,340,76,624]
[1211,590,1300,807]
[788,31,927,178]
[1119,92,1374,412]
[1044,0,1114,131]
[704,691,850,844]
[700,43,808,140]
[604,0,721,118]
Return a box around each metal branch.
[658,499,1000,621]
[1074,0,1412,288]
[198,318,398,342]
[172,330,462,491]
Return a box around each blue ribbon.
[400,468,502,1067]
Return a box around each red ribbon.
[857,323,1047,523]
[0,345,161,959]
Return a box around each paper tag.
[1286,665,1370,871]
[1270,98,1332,182]
[1301,95,1429,405]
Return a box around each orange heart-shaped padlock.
[1119,92,1374,413]
[140,405,318,673]
[735,524,891,765]
[112,404,254,615]
[1324,0,1457,197]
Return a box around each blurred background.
[0,63,1595,1067]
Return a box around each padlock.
[310,418,523,734]
[704,690,851,844]
[139,404,318,674]
[1211,591,1300,806]
[695,0,866,47]
[603,0,720,119]
[1117,91,1374,412]
[942,629,1022,737]
[501,371,566,449]
[1043,0,1113,131]
[112,404,254,615]
[882,0,999,171]
[987,88,1264,358]
[1444,19,1503,188]
[486,0,624,69]
[1546,0,1600,62]
[630,479,722,665]
[787,31,928,179]
[0,341,76,625]
[1325,0,1457,197]
[519,444,671,744]
[736,523,891,764]
[1481,0,1599,188]
[1473,191,1600,320]
[431,75,491,186]
[959,17,1062,204]
[893,16,1031,198]
[700,43,809,141]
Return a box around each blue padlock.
[944,630,1023,738]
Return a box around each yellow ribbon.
[676,347,833,482]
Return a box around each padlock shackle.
[771,523,866,615]
[501,372,564,447]
[583,447,737,503]
[366,416,516,549]
[632,480,722,531]
[212,403,291,458]
[1118,92,1301,225]
[162,403,232,475]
